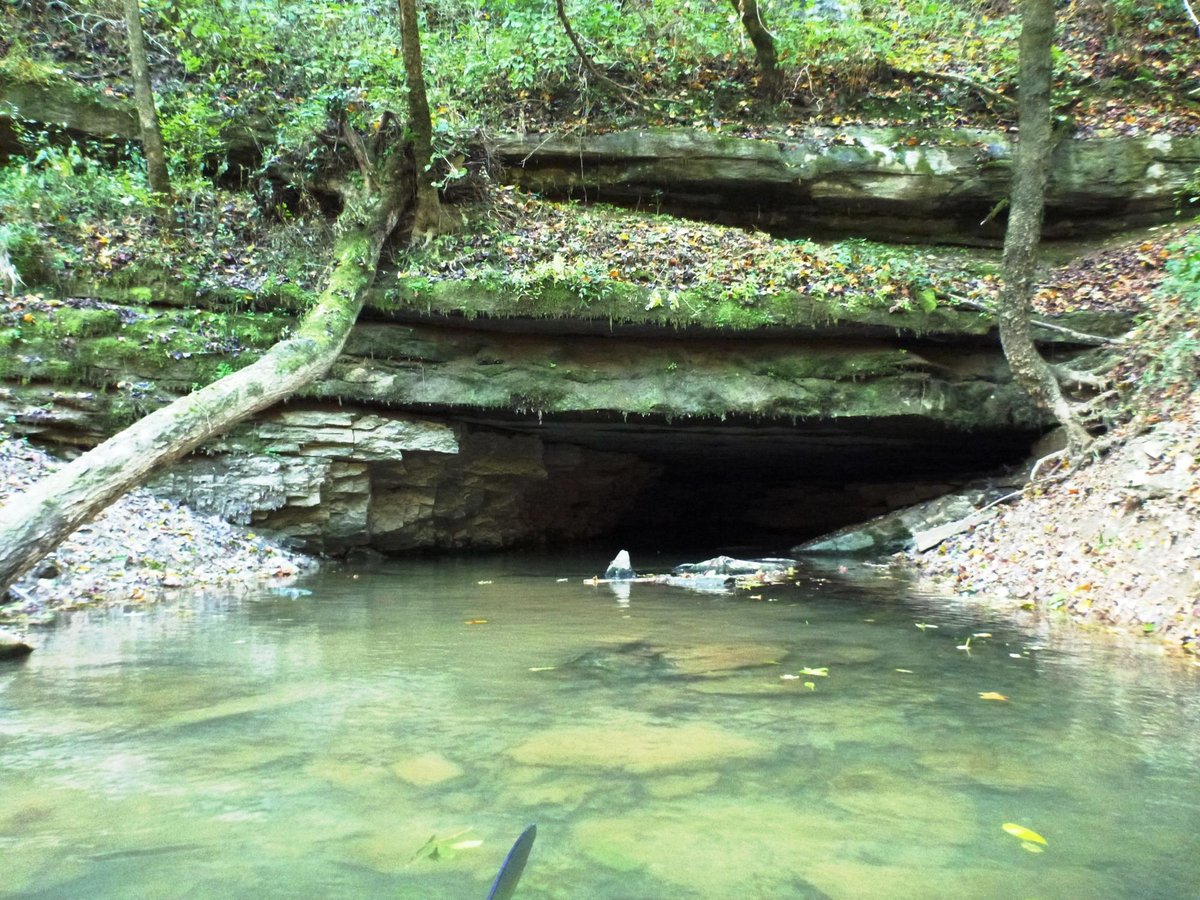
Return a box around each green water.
[2,555,1199,899]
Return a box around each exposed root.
[1054,366,1112,391]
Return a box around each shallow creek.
[2,555,1199,898]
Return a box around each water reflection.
[1,555,1199,898]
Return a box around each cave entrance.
[463,415,1041,556]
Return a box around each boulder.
[672,556,795,576]
[0,629,33,660]
[604,549,635,580]
[795,485,1014,556]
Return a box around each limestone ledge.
[493,127,1200,242]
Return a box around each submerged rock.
[391,751,464,787]
[604,549,635,580]
[508,717,767,773]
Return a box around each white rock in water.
[604,550,635,580]
[0,629,33,660]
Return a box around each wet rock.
[672,556,795,576]
[0,629,33,659]
[30,560,59,579]
[604,549,635,580]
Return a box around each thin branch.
[554,0,644,108]
[1184,0,1200,36]
[341,118,376,194]
[949,295,1126,346]
[889,64,1017,109]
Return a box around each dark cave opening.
[472,414,1043,557]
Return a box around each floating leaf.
[528,666,557,672]
[915,622,939,631]
[1002,823,1047,845]
[797,666,828,677]
[465,619,488,625]
[972,632,993,638]
[979,691,1008,701]
[895,668,914,674]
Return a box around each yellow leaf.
[979,692,1008,701]
[1002,823,1047,845]
[465,619,488,625]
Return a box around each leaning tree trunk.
[122,0,171,199]
[998,0,1091,455]
[0,186,405,594]
[730,0,782,99]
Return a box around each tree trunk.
[0,188,405,594]
[397,0,455,241]
[122,0,171,199]
[730,0,782,99]
[998,0,1091,455]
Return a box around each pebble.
[0,438,317,627]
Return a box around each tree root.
[1054,366,1112,391]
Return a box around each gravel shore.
[910,402,1200,658]
[0,438,317,628]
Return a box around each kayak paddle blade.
[486,824,537,900]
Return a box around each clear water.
[2,555,1199,899]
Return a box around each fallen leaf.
[979,691,1008,701]
[465,619,488,625]
[1002,823,1047,845]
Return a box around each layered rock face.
[492,128,1200,243]
[144,405,655,554]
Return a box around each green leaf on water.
[797,666,828,677]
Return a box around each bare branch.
[554,0,644,108]
[888,65,1017,109]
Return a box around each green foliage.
[0,140,155,281]
[1136,232,1200,397]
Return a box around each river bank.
[0,437,316,630]
[909,400,1200,659]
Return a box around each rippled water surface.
[2,555,1199,899]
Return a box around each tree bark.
[122,0,171,199]
[0,187,405,594]
[730,0,782,99]
[397,0,455,241]
[998,0,1091,455]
